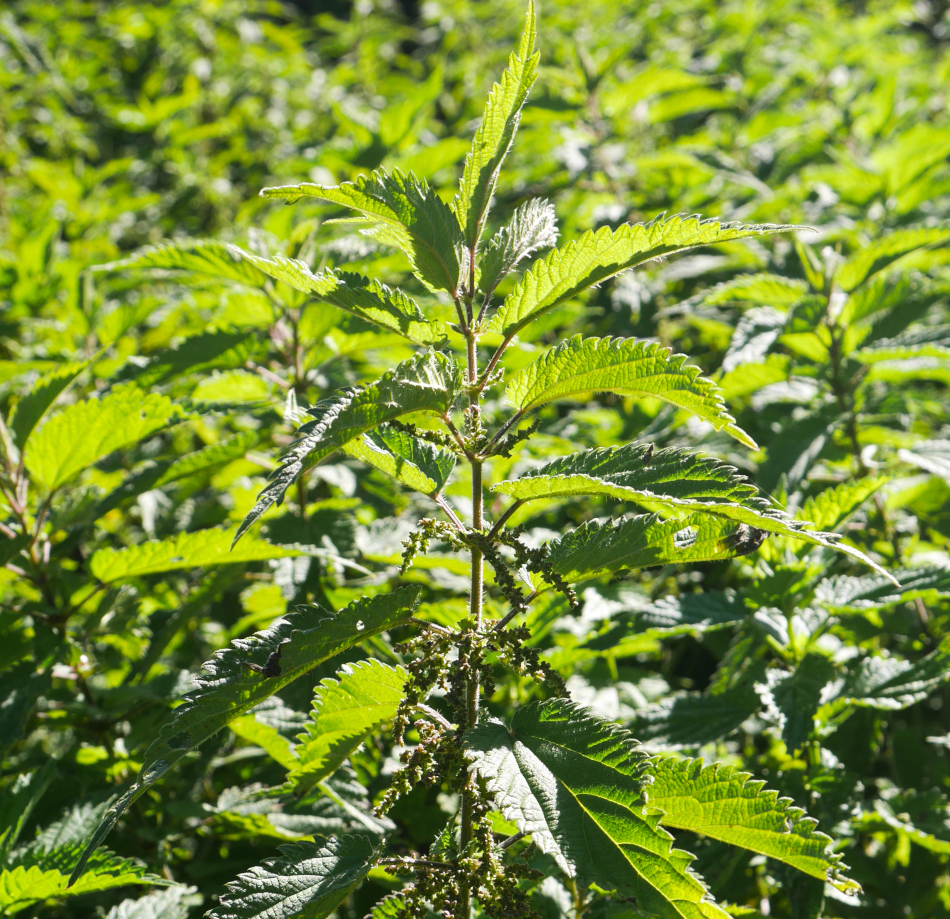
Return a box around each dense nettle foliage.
[3,1,950,918]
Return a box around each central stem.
[458,308,483,918]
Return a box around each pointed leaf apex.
[520,1,537,59]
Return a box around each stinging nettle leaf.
[154,431,259,488]
[755,654,837,754]
[343,424,456,496]
[491,443,875,558]
[815,565,950,612]
[546,512,769,582]
[207,834,381,919]
[505,335,756,448]
[852,324,950,364]
[701,273,810,308]
[229,698,302,770]
[111,329,258,388]
[235,350,462,544]
[453,1,539,248]
[464,699,730,919]
[2,845,171,917]
[24,386,177,491]
[225,248,448,345]
[261,169,465,295]
[92,238,272,287]
[898,440,950,480]
[795,475,889,532]
[488,215,800,341]
[632,686,761,748]
[88,526,303,585]
[646,756,860,893]
[69,587,420,886]
[818,639,950,721]
[756,401,840,495]
[721,307,785,373]
[104,885,199,919]
[288,659,407,796]
[9,361,87,450]
[834,226,950,292]
[478,198,558,300]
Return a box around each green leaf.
[719,354,790,400]
[288,659,407,796]
[584,591,747,648]
[646,756,859,893]
[154,432,259,487]
[9,361,87,450]
[701,273,810,308]
[112,330,257,388]
[453,1,539,247]
[492,443,866,553]
[506,336,755,448]
[89,434,259,523]
[722,308,785,372]
[224,249,448,345]
[796,476,888,532]
[104,886,200,919]
[261,170,465,295]
[92,239,272,287]
[464,700,730,919]
[815,566,950,612]
[236,350,462,543]
[834,226,950,292]
[631,686,761,747]
[0,765,55,862]
[207,834,381,919]
[88,527,303,584]
[756,402,839,494]
[69,587,419,885]
[897,440,950,479]
[487,216,799,341]
[818,640,950,719]
[478,198,558,299]
[23,386,177,491]
[2,846,170,917]
[853,325,950,363]
[367,894,409,919]
[547,513,769,582]
[229,698,305,770]
[343,424,455,496]
[756,654,837,754]
[0,534,29,570]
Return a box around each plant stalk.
[458,301,484,919]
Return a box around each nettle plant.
[70,6,891,917]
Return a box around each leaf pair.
[495,442,895,581]
[465,700,858,919]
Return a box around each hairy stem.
[458,315,484,919]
